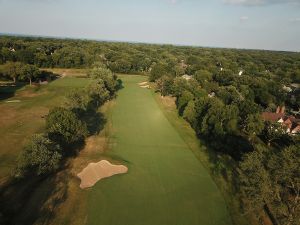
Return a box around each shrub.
[46,107,88,150]
[15,134,62,177]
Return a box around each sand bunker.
[77,160,128,189]
[5,100,21,103]
[138,81,148,86]
[140,85,150,89]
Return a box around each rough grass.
[41,68,89,78]
[0,66,114,225]
[0,73,91,182]
[154,94,251,225]
[45,101,114,225]
[85,75,232,225]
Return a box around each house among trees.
[179,60,188,69]
[262,106,300,135]
[9,47,16,52]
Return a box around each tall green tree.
[65,89,90,114]
[46,107,88,150]
[239,145,300,225]
[21,64,40,85]
[15,134,62,177]
[149,63,168,82]
[1,61,23,82]
[243,113,264,140]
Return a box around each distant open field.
[0,70,91,182]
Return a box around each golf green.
[87,75,232,225]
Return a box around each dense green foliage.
[0,61,41,84]
[1,35,299,82]
[15,134,62,177]
[46,107,88,149]
[1,35,299,224]
[15,64,118,177]
[151,56,299,224]
[239,144,300,225]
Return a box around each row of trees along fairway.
[0,61,41,85]
[152,66,300,225]
[15,64,118,178]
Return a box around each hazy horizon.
[0,0,299,51]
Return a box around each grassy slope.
[153,93,250,225]
[0,76,91,181]
[86,75,232,225]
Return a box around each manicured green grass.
[0,77,91,181]
[153,91,250,225]
[86,75,232,225]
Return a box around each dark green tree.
[15,134,62,177]
[46,107,88,150]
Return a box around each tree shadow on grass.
[102,153,131,165]
[84,110,107,136]
[194,134,253,191]
[0,71,59,102]
[0,169,69,225]
[116,79,124,91]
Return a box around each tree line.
[0,61,41,85]
[0,35,299,224]
[152,60,299,225]
[1,35,299,110]
[14,64,119,178]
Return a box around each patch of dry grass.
[159,95,176,109]
[0,77,90,181]
[42,68,89,78]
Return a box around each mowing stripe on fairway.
[87,75,232,225]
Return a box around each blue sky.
[0,0,299,51]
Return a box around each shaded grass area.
[154,94,251,225]
[0,73,115,225]
[0,170,68,225]
[0,76,92,181]
[86,75,232,225]
[44,101,115,225]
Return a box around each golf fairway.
[87,75,232,225]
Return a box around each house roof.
[261,110,300,134]
[292,124,300,134]
[261,112,284,122]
